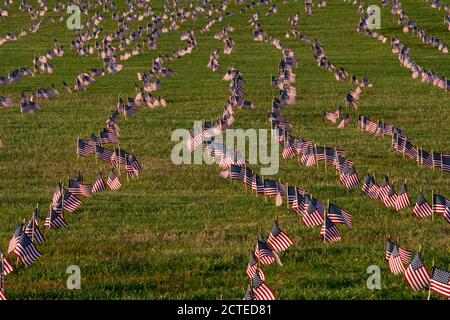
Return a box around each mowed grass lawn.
[0,0,449,299]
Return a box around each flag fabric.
[247,251,265,281]
[243,287,256,300]
[386,240,395,261]
[230,165,245,181]
[442,154,450,172]
[417,149,433,168]
[404,253,430,292]
[8,224,23,254]
[302,201,324,228]
[68,179,93,197]
[107,170,122,191]
[395,184,411,211]
[267,222,293,253]
[433,194,449,215]
[0,281,5,300]
[92,172,106,193]
[383,185,397,208]
[339,163,360,189]
[251,175,265,195]
[388,246,406,275]
[25,217,46,245]
[328,204,352,228]
[430,267,450,298]
[432,152,442,169]
[251,270,276,300]
[77,139,95,156]
[338,113,350,128]
[14,233,41,266]
[324,109,339,123]
[95,145,113,163]
[263,179,278,196]
[52,183,62,206]
[398,246,413,265]
[413,193,433,219]
[320,217,341,243]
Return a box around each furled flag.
[8,224,24,254]
[14,233,41,266]
[107,170,122,191]
[395,184,411,211]
[251,270,276,300]
[328,204,352,228]
[256,234,282,266]
[302,200,324,228]
[388,246,406,275]
[92,172,106,193]
[338,113,350,128]
[267,222,293,253]
[413,193,433,219]
[247,250,265,281]
[44,209,68,229]
[24,208,46,244]
[404,253,430,291]
[1,252,14,276]
[430,266,450,298]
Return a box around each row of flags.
[386,239,450,299]
[357,115,450,174]
[244,222,293,300]
[392,1,448,54]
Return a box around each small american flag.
[44,209,68,229]
[404,253,430,291]
[417,149,433,168]
[388,246,405,275]
[263,179,278,196]
[77,139,95,156]
[0,278,6,300]
[328,204,352,228]
[320,217,341,243]
[338,113,350,128]
[62,189,82,213]
[8,224,24,254]
[1,252,14,276]
[107,170,122,191]
[267,222,293,253]
[432,152,442,169]
[398,246,413,265]
[247,250,265,281]
[433,194,448,215]
[302,201,324,228]
[92,172,106,193]
[256,234,282,266]
[14,233,41,266]
[382,185,397,208]
[394,184,411,211]
[324,108,340,123]
[339,163,360,190]
[385,240,395,261]
[24,214,46,244]
[251,269,276,300]
[243,287,256,300]
[430,267,450,298]
[413,193,433,219]
[95,145,114,163]
[442,154,450,173]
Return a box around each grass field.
[0,0,449,300]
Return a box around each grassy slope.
[0,0,449,299]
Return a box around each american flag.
[267,222,293,253]
[320,217,341,243]
[442,154,450,172]
[325,147,340,163]
[243,287,256,300]
[282,137,296,159]
[14,233,41,266]
[303,201,324,228]
[111,149,128,167]
[95,145,113,163]
[52,183,62,206]
[300,147,317,167]
[1,252,14,276]
[417,149,433,168]
[413,193,433,219]
[92,172,106,193]
[328,204,352,228]
[87,133,101,147]
[24,211,46,245]
[383,185,397,208]
[251,175,265,195]
[100,128,118,144]
[247,250,265,281]
[230,165,245,181]
[287,186,296,207]
[251,269,276,300]
[44,209,68,229]
[77,139,95,156]
[404,253,430,291]
[256,234,282,266]
[291,189,305,215]
[359,116,377,133]
[388,246,405,275]
[403,140,417,159]
[385,240,395,260]
[433,194,448,215]
[263,179,278,196]
[324,108,340,123]
[8,224,24,254]
[430,267,450,298]
[62,189,82,213]
[68,179,92,197]
[0,277,6,300]
[432,152,442,169]
[107,170,122,191]
[378,177,390,201]
[315,146,326,162]
[244,167,254,187]
[398,246,413,265]
[339,163,360,190]
[395,184,410,211]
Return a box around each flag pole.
[427,260,434,300]
[286,183,289,209]
[431,190,434,221]
[431,149,434,171]
[324,145,327,174]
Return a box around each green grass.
[0,0,449,300]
